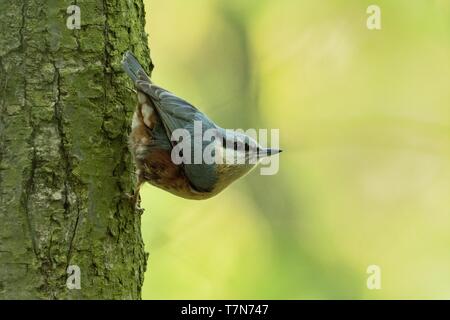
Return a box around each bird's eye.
[233,142,239,150]
[222,137,227,147]
[245,143,250,151]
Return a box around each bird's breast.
[138,148,218,199]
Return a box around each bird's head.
[212,130,282,189]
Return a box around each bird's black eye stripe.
[222,138,251,151]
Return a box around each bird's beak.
[259,148,283,157]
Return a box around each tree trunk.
[0,0,152,299]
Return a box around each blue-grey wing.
[136,81,211,133]
[136,81,218,192]
[148,121,172,150]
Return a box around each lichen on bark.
[0,0,153,299]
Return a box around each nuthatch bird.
[122,51,281,207]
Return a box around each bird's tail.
[121,51,151,83]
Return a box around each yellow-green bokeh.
[141,0,450,299]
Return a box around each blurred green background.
[140,0,450,299]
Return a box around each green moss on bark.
[0,0,152,299]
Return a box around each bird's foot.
[124,192,144,215]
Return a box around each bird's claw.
[124,192,144,214]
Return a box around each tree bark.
[0,0,152,299]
